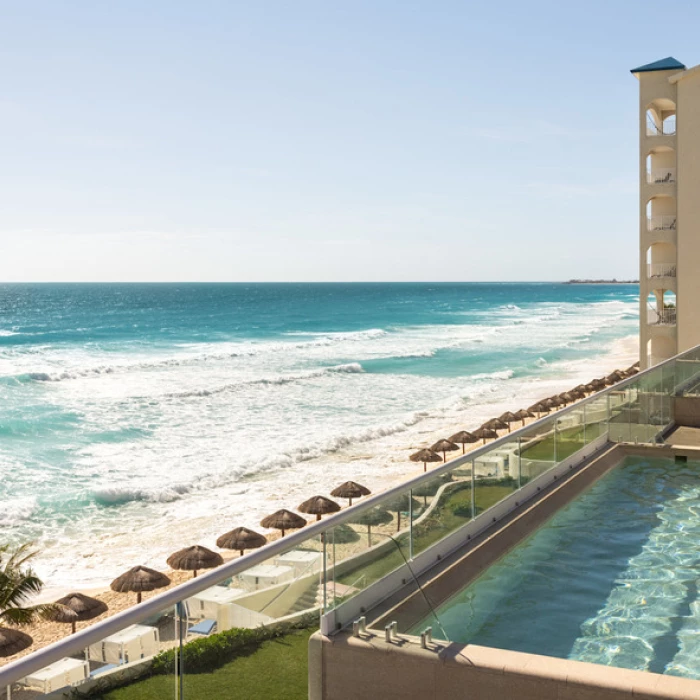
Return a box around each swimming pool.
[411,456,700,679]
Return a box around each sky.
[0,0,697,282]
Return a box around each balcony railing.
[647,263,677,278]
[647,168,676,185]
[647,117,676,136]
[647,215,676,232]
[647,306,677,326]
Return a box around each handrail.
[1,343,699,686]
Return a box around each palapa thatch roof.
[51,593,107,624]
[216,527,267,553]
[546,396,564,407]
[527,402,549,414]
[482,418,508,430]
[431,438,459,453]
[499,411,520,424]
[472,427,498,441]
[298,495,341,519]
[167,546,223,574]
[448,430,478,445]
[110,566,171,595]
[260,509,307,532]
[330,481,371,500]
[0,628,33,657]
[409,448,443,464]
[350,507,393,528]
[514,409,534,420]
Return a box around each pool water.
[412,457,700,678]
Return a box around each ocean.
[0,282,638,595]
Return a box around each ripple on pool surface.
[413,457,700,679]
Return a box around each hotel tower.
[632,57,700,369]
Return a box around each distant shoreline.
[563,279,639,285]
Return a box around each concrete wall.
[309,631,700,700]
[672,396,700,428]
[675,69,700,354]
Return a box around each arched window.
[646,147,676,184]
[646,99,676,136]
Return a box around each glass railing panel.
[553,408,586,459]
[14,604,180,698]
[518,419,556,482]
[608,386,633,443]
[325,511,406,608]
[409,466,472,559]
[221,536,323,624]
[473,436,520,516]
[178,576,318,699]
[631,368,665,443]
[675,358,700,395]
[662,361,676,427]
[584,395,609,443]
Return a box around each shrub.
[451,504,472,518]
[152,614,317,675]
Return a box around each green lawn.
[519,425,599,462]
[98,628,314,700]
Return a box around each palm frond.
[0,607,37,626]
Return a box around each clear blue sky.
[0,1,696,282]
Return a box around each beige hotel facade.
[633,56,700,369]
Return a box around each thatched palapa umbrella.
[412,473,452,507]
[514,408,534,425]
[410,448,442,473]
[50,593,108,634]
[590,378,607,390]
[559,392,576,405]
[298,495,341,521]
[351,507,392,546]
[260,509,307,537]
[482,418,508,432]
[499,411,520,432]
[448,430,478,454]
[111,566,170,604]
[546,396,564,408]
[331,481,371,506]
[167,545,223,578]
[472,427,498,444]
[217,527,267,556]
[0,628,33,657]
[386,494,420,532]
[527,402,549,417]
[430,439,459,463]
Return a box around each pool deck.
[665,425,700,448]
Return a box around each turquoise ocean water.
[0,283,638,592]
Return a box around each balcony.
[647,168,676,185]
[647,263,677,278]
[646,117,676,136]
[647,307,676,326]
[647,215,676,232]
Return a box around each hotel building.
[633,57,700,368]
